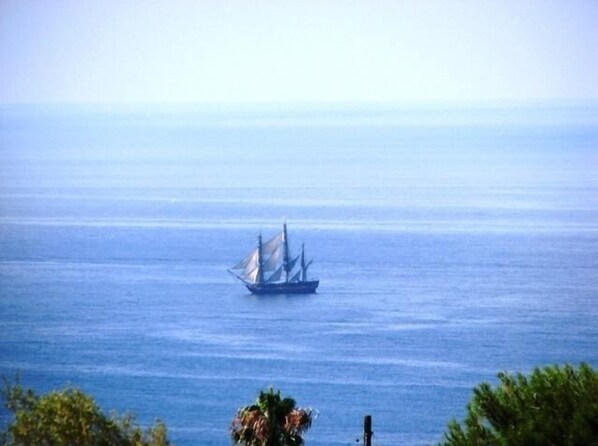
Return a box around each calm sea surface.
[1,103,597,445]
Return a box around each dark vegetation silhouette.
[231,388,313,446]
[2,364,596,445]
[0,377,170,446]
[441,363,598,446]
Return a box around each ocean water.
[1,103,597,445]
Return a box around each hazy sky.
[1,0,597,104]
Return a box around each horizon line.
[2,98,598,109]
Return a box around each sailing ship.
[229,222,319,295]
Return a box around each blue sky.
[1,0,597,104]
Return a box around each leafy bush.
[441,363,598,446]
[1,378,170,446]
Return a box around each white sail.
[262,231,283,255]
[262,244,283,271]
[244,265,260,283]
[232,247,259,270]
[243,252,260,278]
[267,266,283,283]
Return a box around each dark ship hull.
[246,280,319,295]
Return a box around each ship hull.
[246,280,319,295]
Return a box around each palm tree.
[231,388,313,446]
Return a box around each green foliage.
[231,388,313,446]
[1,377,171,446]
[441,363,598,446]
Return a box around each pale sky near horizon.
[1,0,597,104]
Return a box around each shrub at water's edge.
[0,377,170,446]
[441,363,598,446]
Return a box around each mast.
[300,242,312,283]
[257,232,265,284]
[282,221,290,283]
[301,243,306,282]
